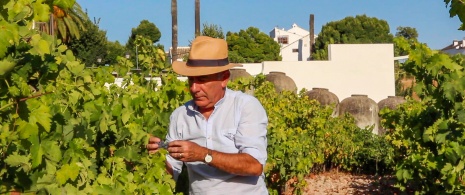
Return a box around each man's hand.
[167,140,208,162]
[146,136,163,154]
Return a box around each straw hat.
[172,36,242,76]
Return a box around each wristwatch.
[204,149,213,164]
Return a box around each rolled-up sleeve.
[235,97,268,165]
[165,112,184,181]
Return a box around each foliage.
[445,0,465,30]
[226,27,282,63]
[126,20,161,50]
[0,1,188,194]
[201,23,225,39]
[125,20,163,68]
[395,26,418,40]
[105,40,127,66]
[312,14,394,60]
[67,17,108,67]
[381,37,465,193]
[51,1,87,43]
[228,77,395,194]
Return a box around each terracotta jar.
[265,71,297,93]
[305,88,339,106]
[229,68,252,82]
[335,94,380,135]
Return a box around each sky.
[78,0,464,51]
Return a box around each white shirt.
[166,88,268,195]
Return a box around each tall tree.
[195,0,200,37]
[171,0,178,62]
[68,17,108,67]
[312,14,394,60]
[226,27,281,63]
[395,26,418,40]
[51,1,87,42]
[126,20,161,49]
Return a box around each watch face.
[205,155,213,163]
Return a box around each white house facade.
[269,23,317,61]
[441,39,465,55]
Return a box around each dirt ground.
[286,170,410,195]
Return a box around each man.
[146,36,268,194]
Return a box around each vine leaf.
[56,163,80,185]
[0,21,18,58]
[5,153,31,172]
[17,119,39,139]
[28,100,52,132]
[29,134,44,168]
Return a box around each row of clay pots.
[230,69,407,135]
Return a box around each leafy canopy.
[226,27,282,63]
[312,14,394,60]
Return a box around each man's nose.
[190,82,199,92]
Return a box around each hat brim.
[172,61,242,76]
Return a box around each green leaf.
[43,141,62,163]
[0,21,19,58]
[114,146,141,161]
[68,90,81,105]
[435,132,450,144]
[53,0,76,10]
[32,0,50,22]
[29,134,44,168]
[5,153,30,167]
[56,163,80,185]
[99,114,108,133]
[28,100,52,132]
[66,61,85,76]
[122,108,132,124]
[0,59,16,76]
[16,119,39,139]
[28,34,51,58]
[58,44,68,53]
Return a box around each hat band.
[187,58,229,67]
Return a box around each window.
[278,36,288,44]
[292,49,299,53]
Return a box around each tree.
[126,20,161,49]
[68,18,108,67]
[51,1,87,43]
[395,26,418,40]
[105,40,126,66]
[226,27,282,63]
[201,23,224,39]
[445,0,465,30]
[171,0,178,62]
[195,0,200,37]
[312,15,394,60]
[126,20,162,67]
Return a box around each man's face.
[188,71,229,111]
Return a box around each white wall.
[111,44,395,103]
[236,44,395,103]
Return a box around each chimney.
[309,14,315,60]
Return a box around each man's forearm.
[207,150,263,176]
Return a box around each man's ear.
[221,70,230,88]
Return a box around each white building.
[237,43,395,103]
[441,39,465,55]
[269,23,317,61]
